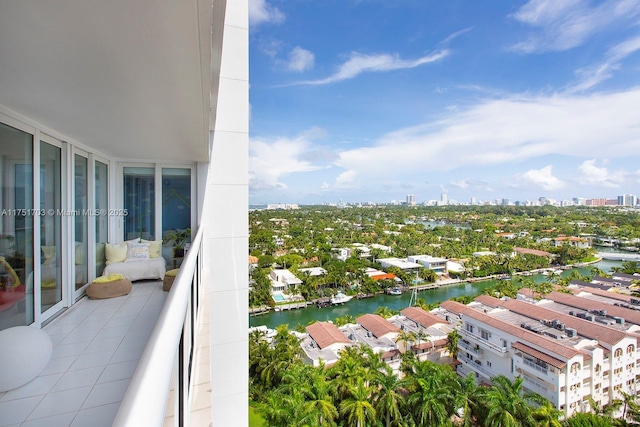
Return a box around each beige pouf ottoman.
[163,268,179,291]
[86,274,132,299]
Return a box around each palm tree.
[415,329,431,357]
[481,375,544,427]
[405,375,454,426]
[375,305,396,319]
[532,400,562,427]
[299,366,339,427]
[395,329,417,354]
[340,378,377,427]
[371,368,406,427]
[402,360,458,427]
[454,373,482,427]
[446,329,460,362]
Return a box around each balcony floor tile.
[1,280,166,426]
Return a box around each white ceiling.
[0,0,212,162]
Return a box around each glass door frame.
[117,162,196,242]
[71,148,90,301]
[37,133,67,325]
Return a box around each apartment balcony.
[0,230,211,427]
[0,281,160,426]
[459,330,508,355]
[458,339,483,355]
[459,356,494,379]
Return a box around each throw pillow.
[125,242,150,262]
[141,239,162,258]
[105,242,127,265]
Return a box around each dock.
[274,301,308,311]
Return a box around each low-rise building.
[269,269,303,293]
[303,321,352,367]
[442,295,639,418]
[408,255,448,274]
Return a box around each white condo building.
[437,291,640,419]
[0,1,248,426]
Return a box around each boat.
[330,292,353,305]
[389,287,402,295]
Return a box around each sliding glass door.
[40,138,63,316]
[74,154,88,290]
[0,122,34,331]
[95,161,108,278]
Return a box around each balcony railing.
[460,329,508,354]
[523,359,548,375]
[459,340,483,355]
[113,226,204,426]
[460,356,494,378]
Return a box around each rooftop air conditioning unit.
[566,328,577,337]
[585,315,595,321]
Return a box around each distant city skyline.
[258,192,639,210]
[249,1,640,205]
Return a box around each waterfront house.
[407,255,448,274]
[269,269,303,293]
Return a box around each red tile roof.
[474,294,502,307]
[574,286,635,303]
[498,299,630,346]
[357,313,400,338]
[462,308,581,360]
[306,322,351,349]
[512,341,567,369]
[546,291,640,326]
[440,300,469,315]
[513,247,552,257]
[401,306,447,328]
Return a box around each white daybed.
[102,239,166,281]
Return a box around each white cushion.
[125,242,150,262]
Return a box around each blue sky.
[248,0,640,205]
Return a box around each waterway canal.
[249,258,624,329]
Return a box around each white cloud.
[333,88,640,188]
[288,50,449,86]
[519,165,565,191]
[286,47,314,72]
[249,132,324,191]
[577,159,625,187]
[249,0,285,27]
[450,178,489,189]
[510,0,640,53]
[569,35,640,93]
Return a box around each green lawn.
[249,406,265,427]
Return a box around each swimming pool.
[272,293,285,302]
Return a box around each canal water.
[249,258,624,329]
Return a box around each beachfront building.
[408,255,448,274]
[438,294,639,418]
[0,1,247,425]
